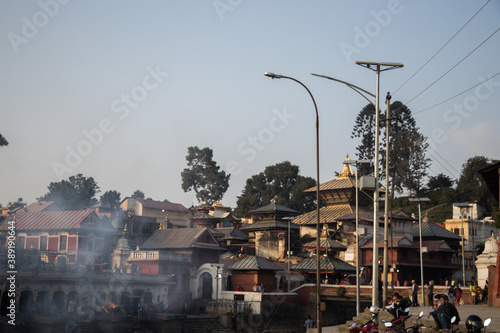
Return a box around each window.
[88,236,93,252]
[59,235,67,251]
[40,236,47,251]
[18,236,25,249]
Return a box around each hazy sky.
[1,1,499,209]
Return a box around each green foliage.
[351,101,430,196]
[456,156,499,211]
[0,134,8,146]
[491,208,500,229]
[38,174,100,210]
[131,190,145,199]
[100,190,121,208]
[336,286,346,297]
[234,161,316,217]
[181,146,230,204]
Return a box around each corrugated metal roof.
[291,257,355,272]
[302,238,347,250]
[212,227,248,241]
[225,256,283,271]
[239,220,300,231]
[0,209,101,231]
[139,228,223,250]
[249,202,299,215]
[24,201,60,213]
[411,222,461,240]
[136,199,189,213]
[305,177,356,192]
[293,205,353,225]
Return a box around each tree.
[393,128,431,196]
[38,174,100,210]
[456,156,499,211]
[427,173,454,191]
[0,134,8,146]
[351,101,429,195]
[234,161,316,217]
[131,190,145,199]
[181,146,230,204]
[100,190,121,208]
[425,173,456,205]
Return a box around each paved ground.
[309,304,500,333]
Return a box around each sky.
[1,0,499,210]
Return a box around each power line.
[427,149,459,180]
[413,71,500,115]
[428,145,461,176]
[407,26,500,105]
[393,0,491,95]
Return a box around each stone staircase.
[182,315,235,333]
[345,308,470,333]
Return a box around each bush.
[336,287,346,297]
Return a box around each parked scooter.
[349,306,380,333]
[465,315,492,333]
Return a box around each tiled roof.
[302,238,347,250]
[139,228,223,250]
[411,221,461,240]
[421,240,455,252]
[291,257,355,272]
[362,235,414,249]
[293,205,353,225]
[249,202,299,215]
[0,209,106,231]
[225,256,283,271]
[336,210,415,222]
[239,220,300,231]
[136,199,189,213]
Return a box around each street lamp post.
[344,159,370,316]
[355,61,403,306]
[454,203,471,286]
[409,197,430,306]
[264,72,322,332]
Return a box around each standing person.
[426,280,434,307]
[455,286,463,306]
[411,280,419,306]
[448,284,456,305]
[253,283,258,292]
[470,282,478,304]
[304,315,316,330]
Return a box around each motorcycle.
[349,305,380,333]
[381,307,412,333]
[465,315,492,333]
[405,311,425,333]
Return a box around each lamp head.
[264,72,282,79]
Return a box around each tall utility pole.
[410,197,430,305]
[382,92,391,306]
[344,159,370,316]
[454,202,471,286]
[355,61,403,306]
